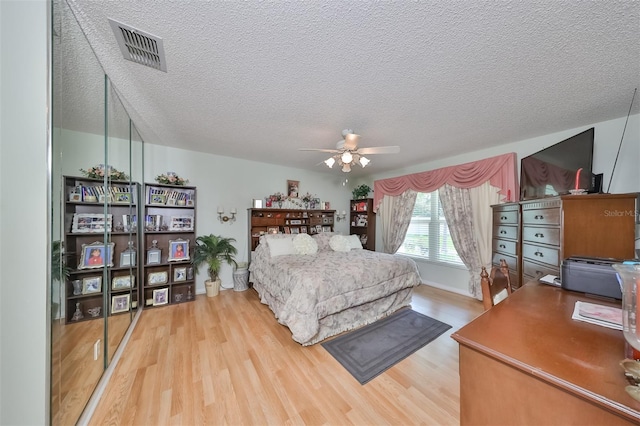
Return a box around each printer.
[560,256,622,300]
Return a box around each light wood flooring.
[89,285,483,425]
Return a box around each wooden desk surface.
[452,281,640,422]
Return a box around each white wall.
[369,114,640,296]
[0,1,49,424]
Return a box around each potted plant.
[191,234,238,297]
[352,184,372,200]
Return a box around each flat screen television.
[520,128,594,200]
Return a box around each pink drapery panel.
[373,152,518,212]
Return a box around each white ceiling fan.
[299,129,400,172]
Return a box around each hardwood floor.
[89,285,483,425]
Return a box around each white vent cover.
[109,18,167,72]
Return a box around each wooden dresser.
[452,281,640,425]
[491,202,521,289]
[492,193,638,285]
[520,193,637,282]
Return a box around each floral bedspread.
[249,242,421,345]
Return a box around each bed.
[249,233,421,345]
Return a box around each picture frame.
[168,239,190,261]
[322,225,332,232]
[153,288,169,306]
[283,227,291,234]
[267,226,279,234]
[68,192,81,202]
[78,242,115,269]
[119,244,137,267]
[291,228,300,234]
[148,271,168,285]
[287,180,300,198]
[147,240,162,265]
[71,213,113,233]
[113,192,132,204]
[149,194,167,205]
[169,215,194,231]
[111,294,130,314]
[82,276,102,294]
[112,274,135,290]
[300,226,307,233]
[174,267,187,282]
[315,225,322,233]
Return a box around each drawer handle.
[499,244,506,249]
[500,230,507,235]
[534,215,544,220]
[500,216,507,221]
[535,232,544,238]
[535,251,544,257]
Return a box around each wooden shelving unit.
[350,198,376,251]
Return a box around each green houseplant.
[192,234,238,297]
[352,184,372,199]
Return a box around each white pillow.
[265,235,296,257]
[293,233,318,255]
[346,234,363,250]
[329,235,351,252]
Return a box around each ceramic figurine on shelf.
[72,279,82,295]
[71,302,84,321]
[187,285,194,301]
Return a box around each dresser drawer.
[492,239,518,256]
[522,208,561,226]
[522,259,560,280]
[522,226,560,246]
[493,210,519,225]
[492,252,518,273]
[522,243,560,267]
[494,225,518,240]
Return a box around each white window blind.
[397,191,464,265]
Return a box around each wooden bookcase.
[62,176,141,323]
[350,198,376,251]
[142,183,197,308]
[248,208,335,260]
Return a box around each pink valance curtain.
[373,152,518,212]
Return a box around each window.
[397,191,464,265]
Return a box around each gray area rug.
[321,309,452,384]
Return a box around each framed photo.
[114,192,132,204]
[267,226,279,234]
[112,275,134,290]
[283,227,291,234]
[111,294,130,314]
[174,267,187,282]
[148,271,168,285]
[168,239,190,261]
[153,288,168,306]
[291,228,300,234]
[169,216,194,231]
[300,226,307,233]
[287,180,299,198]
[71,213,113,233]
[322,225,332,232]
[149,194,166,205]
[82,276,102,294]
[78,242,114,269]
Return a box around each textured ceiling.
[63,0,640,177]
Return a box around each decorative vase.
[72,280,82,295]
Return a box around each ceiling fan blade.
[357,146,400,155]
[343,133,360,150]
[298,148,341,153]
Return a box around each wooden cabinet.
[493,193,638,286]
[248,208,335,258]
[63,176,140,323]
[490,202,521,289]
[350,199,376,251]
[520,193,637,283]
[142,183,197,307]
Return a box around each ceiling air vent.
[109,18,167,72]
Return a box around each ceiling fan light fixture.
[341,151,353,164]
[342,163,351,173]
[360,156,370,167]
[324,157,335,168]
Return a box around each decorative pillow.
[265,235,296,257]
[293,233,318,255]
[346,234,363,249]
[329,234,351,252]
[312,232,335,252]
